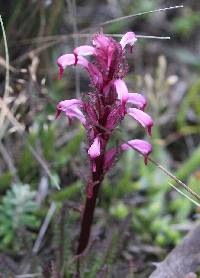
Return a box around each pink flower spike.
[74,45,96,56]
[128,108,153,135]
[120,139,152,164]
[88,137,101,160]
[57,54,76,79]
[114,79,129,108]
[127,93,147,110]
[120,32,137,49]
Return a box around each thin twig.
[15,274,41,278]
[27,144,61,190]
[0,15,9,98]
[0,141,20,182]
[107,34,171,40]
[148,156,200,202]
[20,33,171,44]
[0,56,23,72]
[32,201,56,254]
[100,5,183,26]
[14,40,60,63]
[135,35,170,40]
[0,15,10,128]
[0,97,25,137]
[168,182,200,207]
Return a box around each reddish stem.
[76,155,104,255]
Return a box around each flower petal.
[93,34,110,49]
[128,108,153,135]
[104,139,152,170]
[74,45,96,56]
[57,54,89,77]
[57,53,103,88]
[56,99,83,113]
[127,93,147,110]
[56,99,86,125]
[120,32,137,49]
[104,148,117,171]
[105,105,123,129]
[114,79,129,108]
[88,137,101,159]
[107,45,115,69]
[57,54,76,79]
[120,139,152,164]
[87,63,103,88]
[65,107,86,125]
[73,56,103,88]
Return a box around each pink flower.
[114,79,129,111]
[88,136,101,172]
[74,45,96,56]
[56,32,153,195]
[56,99,86,125]
[120,139,152,165]
[127,108,153,136]
[120,32,137,49]
[88,136,101,159]
[57,54,75,79]
[57,54,103,87]
[104,139,152,170]
[127,93,147,110]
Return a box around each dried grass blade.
[100,5,183,26]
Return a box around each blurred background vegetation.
[0,0,200,277]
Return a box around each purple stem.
[76,155,104,255]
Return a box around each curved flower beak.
[57,54,89,78]
[127,108,153,136]
[57,54,76,79]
